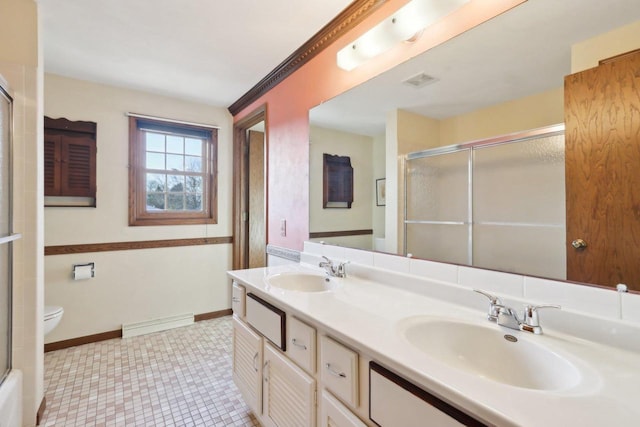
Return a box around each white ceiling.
[40,0,353,108]
[310,0,640,136]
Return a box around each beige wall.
[572,19,640,73]
[309,125,374,250]
[0,0,43,424]
[44,74,234,343]
[439,87,564,146]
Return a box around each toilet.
[44,305,64,336]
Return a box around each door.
[232,108,267,270]
[248,129,266,268]
[263,342,316,427]
[564,49,640,289]
[232,317,263,415]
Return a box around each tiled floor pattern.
[42,316,259,426]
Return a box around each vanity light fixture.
[337,0,469,71]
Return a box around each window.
[129,116,218,226]
[44,117,97,207]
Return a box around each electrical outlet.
[280,219,286,237]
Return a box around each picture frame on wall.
[376,178,386,206]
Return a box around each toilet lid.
[45,305,63,320]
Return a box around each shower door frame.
[0,82,18,386]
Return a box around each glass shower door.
[0,84,15,385]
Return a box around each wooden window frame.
[128,116,218,226]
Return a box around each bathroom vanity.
[227,245,640,427]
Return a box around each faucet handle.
[473,289,503,322]
[473,289,501,304]
[521,304,561,334]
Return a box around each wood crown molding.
[228,0,387,116]
[45,236,233,256]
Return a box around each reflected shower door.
[405,149,470,265]
[473,135,566,279]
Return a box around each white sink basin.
[266,272,338,292]
[399,316,582,391]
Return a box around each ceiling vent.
[402,72,437,88]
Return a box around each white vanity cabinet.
[232,289,318,427]
[231,281,472,427]
[232,317,262,415]
[263,342,317,427]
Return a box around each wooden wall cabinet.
[44,116,97,206]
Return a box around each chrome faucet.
[474,289,560,335]
[319,256,349,278]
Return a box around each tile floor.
[42,316,259,426]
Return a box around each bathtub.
[0,370,22,427]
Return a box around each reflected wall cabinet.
[323,153,353,208]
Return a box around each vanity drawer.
[287,316,316,374]
[231,282,246,318]
[246,293,286,350]
[369,362,485,427]
[320,390,367,427]
[320,335,359,408]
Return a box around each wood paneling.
[565,50,640,290]
[227,0,386,115]
[44,236,232,256]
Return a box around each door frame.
[232,105,268,270]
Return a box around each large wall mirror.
[308,0,640,291]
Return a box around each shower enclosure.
[404,125,566,280]
[0,82,16,386]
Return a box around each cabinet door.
[320,390,367,427]
[263,342,316,427]
[232,317,262,415]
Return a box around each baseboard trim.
[45,329,122,352]
[194,308,233,322]
[36,396,46,426]
[44,309,232,352]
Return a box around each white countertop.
[228,263,640,427]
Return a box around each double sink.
[265,271,586,392]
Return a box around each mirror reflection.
[308,0,640,290]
